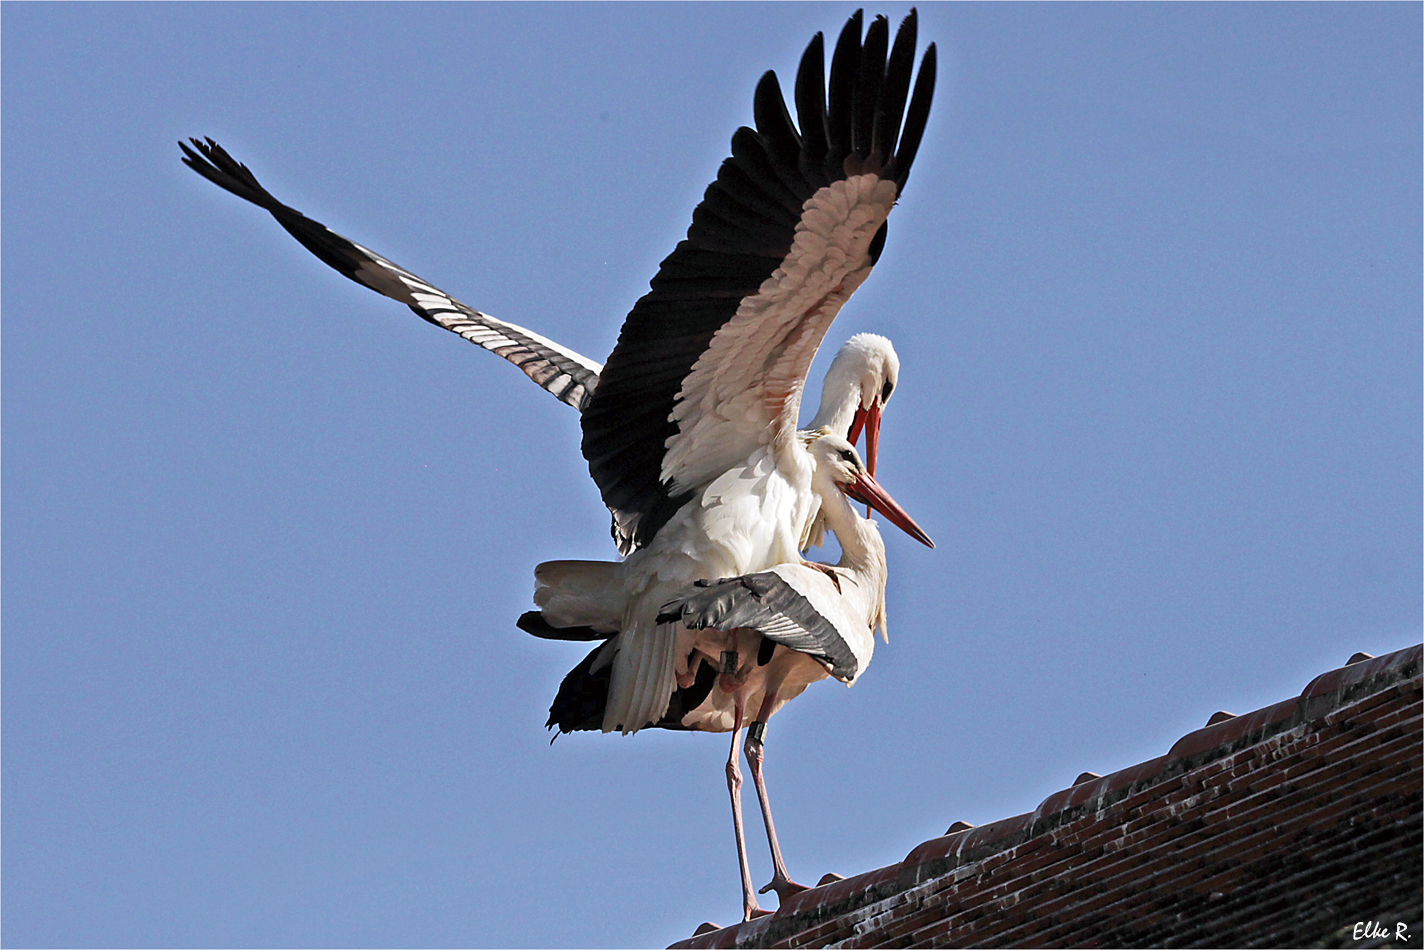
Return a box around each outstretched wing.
[580,10,936,553]
[180,138,603,411]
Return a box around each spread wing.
[180,138,602,411]
[580,10,936,554]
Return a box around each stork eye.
[881,380,895,402]
[839,448,856,462]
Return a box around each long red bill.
[864,404,881,478]
[847,406,867,448]
[845,471,935,548]
[846,404,883,477]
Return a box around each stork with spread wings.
[184,9,938,921]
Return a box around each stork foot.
[742,902,774,922]
[758,873,810,902]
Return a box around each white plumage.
[182,7,938,923]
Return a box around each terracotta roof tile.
[670,644,1422,949]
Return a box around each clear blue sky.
[4,4,1419,948]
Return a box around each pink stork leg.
[747,689,809,903]
[725,693,771,921]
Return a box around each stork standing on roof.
[514,10,939,917]
[183,7,938,918]
[637,433,929,919]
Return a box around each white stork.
[184,7,938,915]
[511,11,938,915]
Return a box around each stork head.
[807,431,933,548]
[813,333,900,477]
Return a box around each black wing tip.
[178,136,214,173]
[787,7,936,186]
[890,40,937,189]
[178,135,279,208]
[179,136,232,172]
[517,611,612,642]
[546,642,613,734]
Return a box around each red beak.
[865,404,881,478]
[847,403,883,477]
[847,407,867,447]
[845,470,935,548]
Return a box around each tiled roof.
[671,644,1422,949]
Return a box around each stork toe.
[757,874,810,901]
